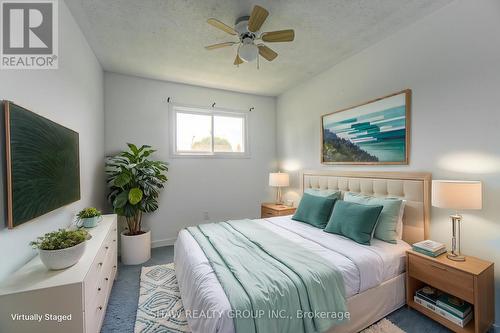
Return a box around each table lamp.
[269,172,289,204]
[432,180,482,261]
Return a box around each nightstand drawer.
[261,207,279,217]
[408,254,474,303]
[261,203,296,218]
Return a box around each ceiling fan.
[205,5,295,66]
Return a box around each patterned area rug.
[135,263,190,333]
[135,263,406,333]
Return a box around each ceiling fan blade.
[234,54,244,65]
[258,45,278,61]
[248,5,269,32]
[261,29,295,42]
[205,42,236,50]
[207,18,237,35]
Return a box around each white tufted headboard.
[301,170,431,245]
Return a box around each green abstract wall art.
[3,101,80,228]
[321,90,411,165]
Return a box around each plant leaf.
[113,190,129,208]
[128,187,143,205]
[114,172,131,187]
[127,143,139,155]
[123,203,138,217]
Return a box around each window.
[171,105,248,157]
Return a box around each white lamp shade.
[238,43,258,62]
[269,173,289,187]
[432,180,482,210]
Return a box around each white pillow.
[396,199,406,240]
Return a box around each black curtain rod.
[164,97,254,112]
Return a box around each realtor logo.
[1,0,58,69]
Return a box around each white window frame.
[170,103,250,158]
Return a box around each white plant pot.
[120,230,151,265]
[39,241,86,270]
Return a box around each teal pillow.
[344,192,403,244]
[292,192,336,228]
[304,188,341,199]
[324,200,383,245]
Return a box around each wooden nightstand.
[406,249,494,333]
[261,203,296,218]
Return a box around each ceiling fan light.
[238,43,258,62]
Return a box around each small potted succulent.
[76,207,102,228]
[30,229,91,270]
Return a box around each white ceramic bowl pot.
[120,230,151,265]
[39,241,87,270]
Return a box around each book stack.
[414,286,473,328]
[412,240,446,257]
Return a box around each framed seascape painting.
[321,89,411,165]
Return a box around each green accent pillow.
[292,192,336,228]
[344,192,403,244]
[304,188,341,199]
[324,200,383,245]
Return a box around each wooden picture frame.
[321,89,411,165]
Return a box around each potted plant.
[76,207,102,228]
[106,144,168,265]
[30,229,90,270]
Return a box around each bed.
[174,171,431,333]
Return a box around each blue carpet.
[102,246,175,333]
[102,245,475,333]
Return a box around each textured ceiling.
[65,0,453,96]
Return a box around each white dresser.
[0,214,118,333]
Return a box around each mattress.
[174,215,411,333]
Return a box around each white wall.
[0,1,104,281]
[277,0,500,324]
[104,72,276,247]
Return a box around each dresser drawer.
[85,246,116,333]
[93,246,116,303]
[85,291,107,333]
[408,254,474,303]
[84,224,117,312]
[84,245,108,296]
[94,271,116,333]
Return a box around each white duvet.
[174,215,410,333]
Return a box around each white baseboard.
[151,237,177,248]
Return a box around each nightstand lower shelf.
[408,299,475,333]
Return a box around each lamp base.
[448,214,465,262]
[447,253,466,261]
[275,187,283,205]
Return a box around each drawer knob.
[113,239,116,242]
[98,306,103,311]
[105,277,109,281]
[105,246,109,250]
[98,262,103,267]
[113,265,117,269]
[98,287,101,291]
